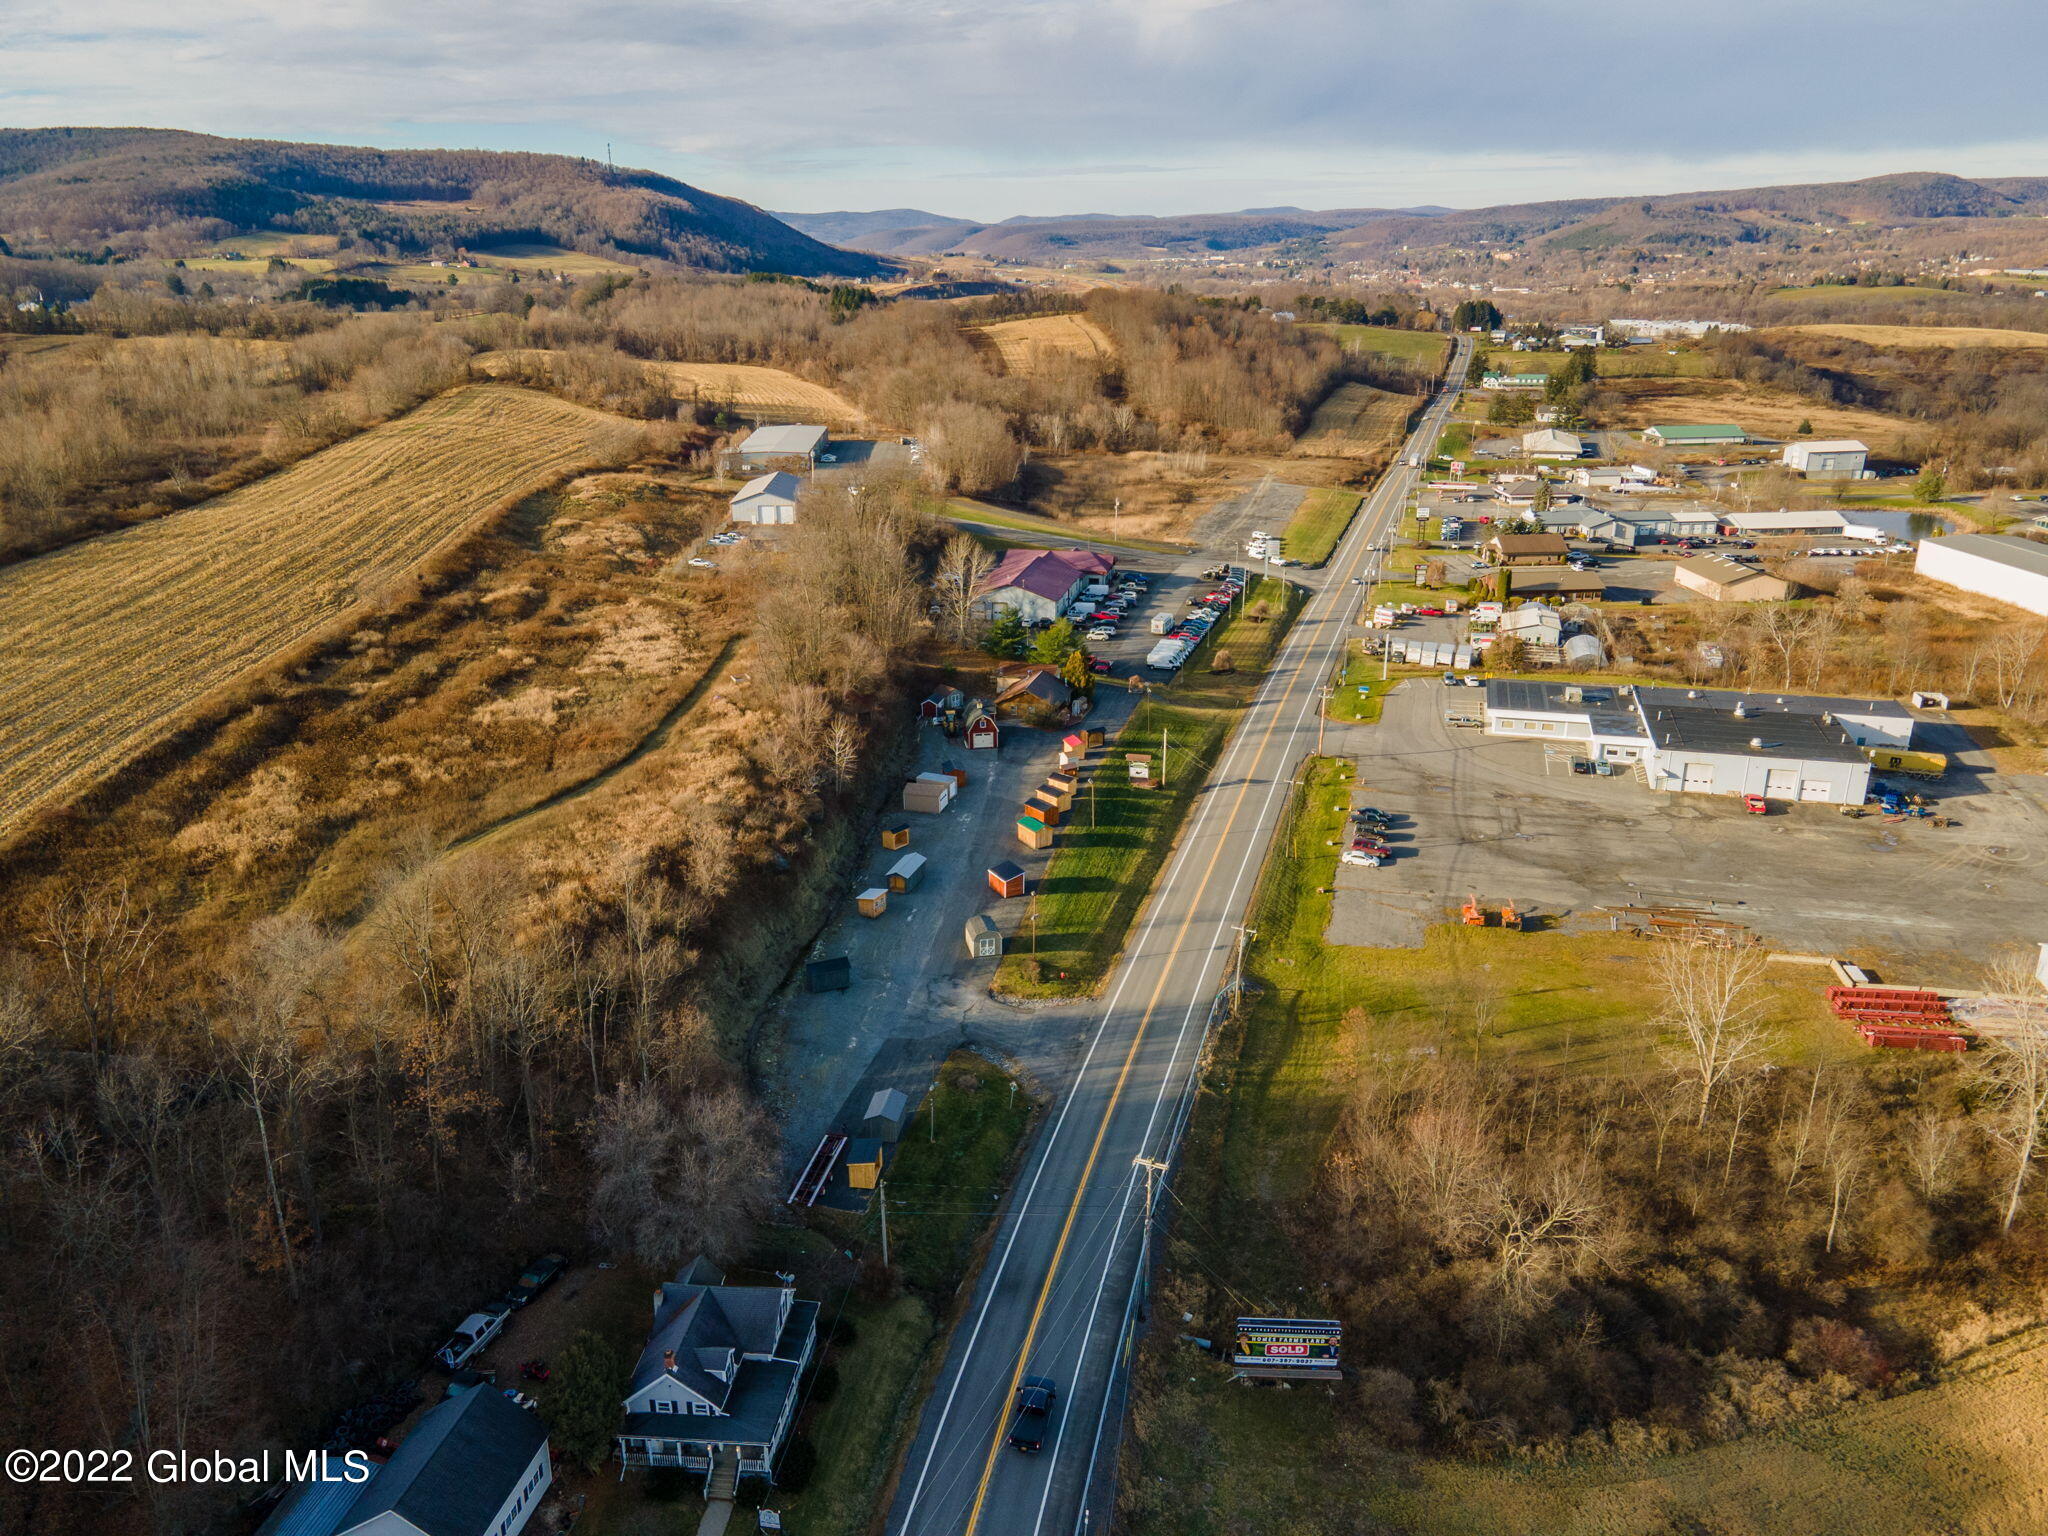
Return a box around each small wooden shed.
[966,713,1000,751]
[1023,794,1063,827]
[964,913,1002,958]
[881,821,911,851]
[940,761,969,789]
[1127,751,1155,786]
[988,862,1026,899]
[804,957,852,994]
[1039,778,1074,811]
[1016,816,1053,851]
[887,852,928,893]
[1062,732,1088,759]
[856,888,889,918]
[1086,727,1105,748]
[844,1138,885,1190]
[864,1088,910,1140]
[1046,771,1079,801]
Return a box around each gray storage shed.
[964,913,1002,958]
[864,1088,910,1141]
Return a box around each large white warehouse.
[1914,534,2048,617]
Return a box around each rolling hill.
[0,127,883,277]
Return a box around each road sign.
[1233,1317,1341,1370]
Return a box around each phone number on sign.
[5,1448,372,1485]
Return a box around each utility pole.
[1161,725,1169,788]
[1317,685,1333,753]
[1134,1156,1169,1320]
[1230,924,1257,1001]
[879,1183,890,1268]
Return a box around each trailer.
[1862,746,1947,780]
[788,1133,849,1207]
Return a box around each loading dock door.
[1800,780,1834,802]
[1764,767,1800,799]
[1680,761,1715,792]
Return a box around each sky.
[9,0,2048,220]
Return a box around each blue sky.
[9,0,2047,219]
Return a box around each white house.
[616,1258,819,1485]
[1915,533,2048,617]
[1782,439,1868,478]
[730,471,801,525]
[257,1388,552,1536]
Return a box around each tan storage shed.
[1016,816,1053,851]
[964,914,1003,958]
[856,888,889,918]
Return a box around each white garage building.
[1914,533,2048,617]
[730,470,801,524]
[1782,439,1868,477]
[1481,681,1906,804]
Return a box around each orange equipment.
[1462,894,1486,926]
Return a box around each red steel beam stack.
[1826,986,1952,1025]
[1856,1023,1968,1053]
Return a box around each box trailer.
[1861,746,1947,780]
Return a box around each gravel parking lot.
[1331,679,2048,980]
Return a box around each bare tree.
[31,880,159,1055]
[934,533,995,645]
[587,1081,774,1267]
[1654,938,1774,1125]
[1972,952,2048,1230]
[1815,1081,1872,1254]
[1902,1103,1964,1202]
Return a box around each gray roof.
[865,1087,909,1124]
[620,1301,819,1450]
[1483,680,1645,740]
[338,1388,545,1536]
[738,424,828,455]
[631,1265,795,1406]
[1634,686,1908,722]
[733,471,801,503]
[256,1472,362,1536]
[1924,533,2048,581]
[1640,702,1865,763]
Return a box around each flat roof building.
[1643,423,1746,447]
[1673,554,1792,602]
[1914,533,2048,617]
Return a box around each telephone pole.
[879,1183,890,1268]
[1229,924,1257,1001]
[1133,1156,1169,1319]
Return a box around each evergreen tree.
[546,1331,629,1471]
[1059,647,1094,695]
[982,609,1028,659]
[1466,349,1490,386]
[1914,465,1948,504]
[1029,618,1080,666]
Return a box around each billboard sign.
[1233,1317,1341,1371]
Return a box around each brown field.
[1768,322,2048,351]
[0,384,641,837]
[474,351,859,423]
[1377,1326,2048,1536]
[976,312,1115,375]
[1601,378,1917,451]
[1291,381,1415,459]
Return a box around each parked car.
[505,1254,567,1310]
[1009,1377,1059,1453]
[687,557,717,569]
[1415,606,1444,617]
[1087,626,1116,641]
[1088,657,1111,674]
[1341,843,1386,868]
[435,1303,511,1371]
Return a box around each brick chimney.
[663,1349,677,1373]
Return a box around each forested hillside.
[0,128,882,277]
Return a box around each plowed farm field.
[1292,382,1416,459]
[976,313,1114,375]
[1769,322,2048,351]
[474,352,857,423]
[0,384,636,836]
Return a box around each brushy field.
[0,384,640,837]
[976,312,1115,374]
[1492,347,1716,377]
[472,351,860,421]
[1601,378,1915,450]
[1291,382,1415,459]
[1762,284,1980,309]
[1768,322,2048,351]
[1280,486,1362,565]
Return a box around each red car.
[1087,657,1111,674]
[1742,794,1769,815]
[1416,606,1444,617]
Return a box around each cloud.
[6,0,2045,217]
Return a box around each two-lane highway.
[886,340,1469,1536]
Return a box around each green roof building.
[1643,423,1746,446]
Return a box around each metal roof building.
[1915,533,2048,617]
[1643,423,1746,446]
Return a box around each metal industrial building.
[1914,534,2048,617]
[1480,681,1908,804]
[1782,439,1868,478]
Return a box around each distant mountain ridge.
[781,172,2048,263]
[0,127,883,277]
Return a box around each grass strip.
[1281,487,1364,566]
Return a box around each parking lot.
[1331,679,2048,980]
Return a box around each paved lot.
[1333,679,2048,979]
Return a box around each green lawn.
[1324,646,1403,723]
[1280,487,1363,565]
[994,581,1304,998]
[1307,324,1450,366]
[1762,284,1976,308]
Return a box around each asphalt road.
[884,340,1470,1536]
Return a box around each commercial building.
[1521,428,1586,460]
[1481,372,1550,390]
[1483,532,1570,566]
[1914,534,2048,617]
[1643,423,1746,447]
[974,547,1115,622]
[1480,681,1893,803]
[729,471,801,525]
[733,424,829,471]
[1782,439,1868,478]
[1673,554,1793,602]
[1505,568,1605,600]
[1725,509,1851,537]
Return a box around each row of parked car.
[1146,572,1248,673]
[1062,570,1152,643]
[432,1253,567,1371]
[1340,804,1400,868]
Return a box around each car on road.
[1009,1376,1058,1453]
[504,1253,567,1309]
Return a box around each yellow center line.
[956,386,1439,1534]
